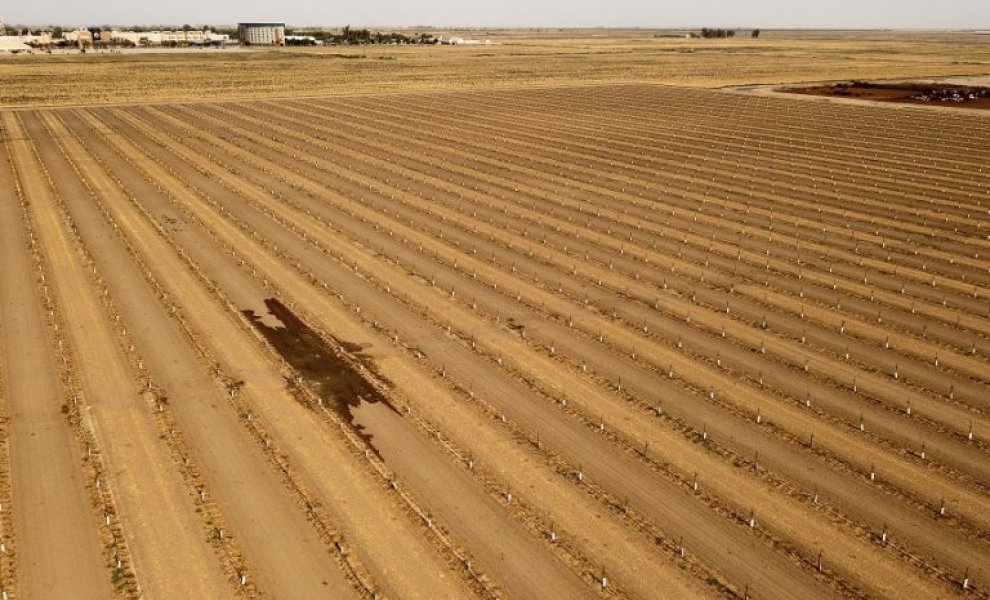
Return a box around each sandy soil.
[82,104,598,600]
[0,114,112,599]
[13,109,235,599]
[39,110,358,599]
[1,80,987,600]
[130,91,984,596]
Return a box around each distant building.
[284,35,318,46]
[438,35,490,46]
[0,37,32,53]
[238,22,285,46]
[0,31,52,52]
[62,28,94,50]
[109,29,231,46]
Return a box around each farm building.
[0,38,31,52]
[238,22,285,46]
[109,29,231,46]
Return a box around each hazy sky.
[5,0,989,29]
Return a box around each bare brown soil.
[784,81,990,110]
[1,65,989,600]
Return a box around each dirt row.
[312,91,982,318]
[249,96,990,378]
[35,109,368,599]
[83,106,844,600]
[97,101,980,596]
[214,97,990,417]
[1,113,117,599]
[360,91,983,304]
[3,83,985,599]
[84,101,723,599]
[64,107,608,600]
[25,109,263,598]
[507,85,990,183]
[149,98,990,524]
[339,85,988,248]
[128,95,988,596]
[85,104,708,600]
[350,88,989,260]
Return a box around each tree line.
[697,28,761,38]
[290,26,437,45]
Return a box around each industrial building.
[237,22,285,46]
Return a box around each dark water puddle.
[243,298,396,443]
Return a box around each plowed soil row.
[140,97,990,528]
[1,82,985,600]
[67,107,599,600]
[126,96,990,592]
[93,99,960,600]
[1,114,117,600]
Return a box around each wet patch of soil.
[243,298,396,435]
[783,81,990,110]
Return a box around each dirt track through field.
[14,110,234,599]
[37,109,358,599]
[1,82,988,599]
[0,114,112,599]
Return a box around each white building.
[237,22,285,46]
[284,34,317,45]
[109,29,231,46]
[0,37,32,52]
[439,36,490,46]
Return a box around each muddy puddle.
[243,298,396,444]
[782,81,990,110]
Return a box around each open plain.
[1,32,989,599]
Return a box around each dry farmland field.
[1,33,990,600]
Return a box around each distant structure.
[238,22,285,46]
[284,34,318,46]
[73,28,94,50]
[0,17,54,52]
[0,14,28,53]
[109,29,231,46]
[437,35,491,46]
